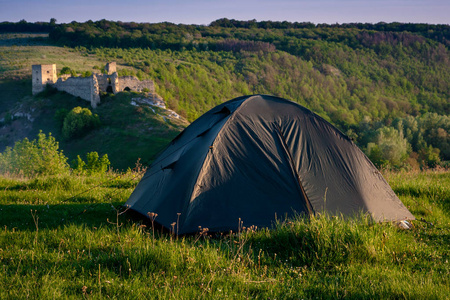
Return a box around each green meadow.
[0,22,449,299]
[0,170,448,299]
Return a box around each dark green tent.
[126,95,414,234]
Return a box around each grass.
[0,33,107,80]
[0,169,449,299]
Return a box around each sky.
[1,0,449,25]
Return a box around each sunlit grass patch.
[0,170,449,298]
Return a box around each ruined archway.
[124,87,131,92]
[106,85,113,93]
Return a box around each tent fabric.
[126,95,414,234]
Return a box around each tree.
[418,145,441,169]
[0,131,69,177]
[366,126,410,169]
[62,107,100,140]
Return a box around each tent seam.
[179,96,256,231]
[274,122,315,215]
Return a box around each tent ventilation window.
[214,106,231,115]
[161,161,177,170]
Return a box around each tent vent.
[214,106,231,115]
[161,161,177,170]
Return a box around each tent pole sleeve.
[274,123,315,215]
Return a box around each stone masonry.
[54,76,101,108]
[31,62,154,108]
[32,64,57,95]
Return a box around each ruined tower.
[32,64,57,95]
[105,62,117,75]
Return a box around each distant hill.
[0,19,449,169]
[43,19,449,120]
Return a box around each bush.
[71,151,110,175]
[71,155,86,174]
[81,71,93,78]
[366,126,410,169]
[419,145,441,168]
[59,66,72,75]
[0,131,69,177]
[62,107,100,140]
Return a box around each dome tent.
[125,95,414,234]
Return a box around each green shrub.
[59,66,72,75]
[0,131,69,177]
[71,155,86,174]
[419,145,441,168]
[86,152,110,174]
[71,151,110,175]
[62,106,100,140]
[366,126,410,169]
[81,70,93,77]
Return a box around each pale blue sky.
[1,0,449,25]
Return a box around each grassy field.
[0,33,110,80]
[0,32,449,299]
[0,170,448,299]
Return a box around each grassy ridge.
[0,170,448,299]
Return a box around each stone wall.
[118,76,154,93]
[111,73,119,93]
[54,76,100,107]
[96,74,111,93]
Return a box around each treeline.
[4,18,448,41]
[210,19,450,45]
[357,113,449,169]
[0,19,56,33]
[44,19,450,51]
[39,19,450,48]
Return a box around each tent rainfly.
[126,95,414,234]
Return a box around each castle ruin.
[32,64,57,94]
[32,62,154,108]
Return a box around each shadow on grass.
[0,202,128,230]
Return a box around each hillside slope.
[0,21,449,169]
[1,90,187,170]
